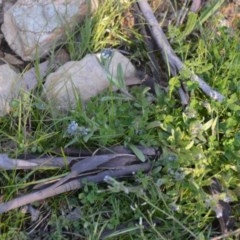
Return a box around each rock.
[20,61,50,91]
[1,0,98,61]
[0,1,17,26]
[21,49,70,91]
[43,50,136,111]
[0,64,20,116]
[2,53,24,66]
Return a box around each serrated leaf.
[181,12,198,39]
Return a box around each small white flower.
[124,187,129,194]
[79,127,90,136]
[130,203,138,211]
[168,155,177,161]
[101,48,113,59]
[130,205,136,211]
[67,121,79,136]
[223,195,232,203]
[104,175,110,182]
[67,121,90,137]
[215,207,223,218]
[174,171,185,180]
[169,203,180,212]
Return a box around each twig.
[49,154,134,189]
[211,228,240,240]
[54,145,158,158]
[135,2,189,105]
[137,0,225,102]
[209,178,235,234]
[178,86,189,105]
[134,3,163,84]
[0,145,157,170]
[0,163,151,213]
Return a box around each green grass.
[1,0,240,239]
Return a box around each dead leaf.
[3,53,24,66]
[0,154,38,170]
[0,162,151,213]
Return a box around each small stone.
[0,64,21,116]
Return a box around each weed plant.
[1,0,240,239]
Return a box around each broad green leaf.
[185,140,194,150]
[146,121,161,130]
[202,119,214,131]
[128,144,146,162]
[211,117,218,136]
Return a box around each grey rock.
[43,50,136,111]
[2,0,98,61]
[0,64,20,116]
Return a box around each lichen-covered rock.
[43,50,136,111]
[0,64,20,116]
[1,0,98,61]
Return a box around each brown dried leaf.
[3,53,24,66]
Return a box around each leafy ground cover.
[1,0,240,239]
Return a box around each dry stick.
[135,3,163,83]
[137,0,225,102]
[0,146,156,171]
[178,85,189,106]
[0,163,151,213]
[135,2,189,105]
[32,155,138,190]
[211,228,240,240]
[0,155,79,170]
[49,154,134,189]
